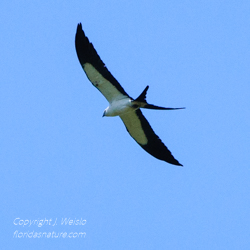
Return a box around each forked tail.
[133,85,185,110]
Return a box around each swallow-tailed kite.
[75,23,184,166]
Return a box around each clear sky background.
[1,1,250,249]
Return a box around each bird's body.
[75,23,184,166]
[103,98,134,117]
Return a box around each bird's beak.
[102,111,105,117]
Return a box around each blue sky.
[1,1,250,249]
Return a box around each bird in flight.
[75,23,184,166]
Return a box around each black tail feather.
[144,104,185,110]
[134,85,185,110]
[135,85,149,102]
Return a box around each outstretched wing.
[120,109,182,166]
[75,23,129,103]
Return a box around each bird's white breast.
[105,98,133,117]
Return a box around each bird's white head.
[102,107,108,117]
